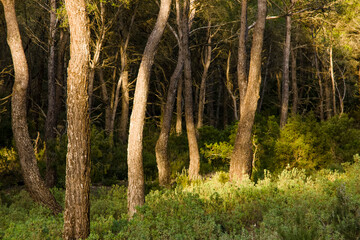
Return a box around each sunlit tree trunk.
[1,0,62,215]
[238,0,248,114]
[329,45,337,116]
[230,0,267,181]
[313,34,324,121]
[280,13,292,128]
[127,0,171,217]
[63,0,91,239]
[176,76,183,135]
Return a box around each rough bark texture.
[176,76,183,135]
[197,21,212,129]
[280,14,292,128]
[291,45,298,115]
[230,0,267,181]
[63,0,91,239]
[181,0,200,180]
[329,46,337,116]
[127,0,171,217]
[45,0,58,188]
[237,0,248,113]
[155,0,184,186]
[2,0,62,215]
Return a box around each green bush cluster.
[2,159,360,239]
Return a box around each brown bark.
[230,0,267,181]
[314,36,324,121]
[45,0,58,188]
[181,0,200,180]
[197,21,212,129]
[225,51,239,121]
[2,0,62,215]
[99,68,112,134]
[127,0,171,217]
[258,44,272,112]
[63,0,91,239]
[324,74,331,119]
[155,0,185,186]
[280,14,292,128]
[238,0,248,114]
[329,45,337,116]
[176,76,183,135]
[291,45,298,115]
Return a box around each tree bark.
[197,21,212,129]
[237,0,248,114]
[180,0,200,180]
[291,45,298,115]
[45,0,58,188]
[2,0,62,215]
[329,45,337,116]
[63,0,91,239]
[314,36,324,121]
[176,76,183,135]
[230,0,267,181]
[127,0,171,217]
[225,51,239,121]
[280,13,292,128]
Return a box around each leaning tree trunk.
[197,21,212,129]
[1,0,62,215]
[127,0,171,218]
[280,13,292,128]
[45,0,58,188]
[181,0,200,180]
[230,0,267,181]
[63,0,91,239]
[155,0,185,186]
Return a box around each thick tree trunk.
[291,45,298,115]
[237,0,248,114]
[230,0,267,181]
[280,14,292,128]
[45,0,58,188]
[197,21,212,129]
[176,76,183,135]
[2,0,62,215]
[155,0,185,186]
[127,0,171,217]
[181,0,200,180]
[63,0,91,239]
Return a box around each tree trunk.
[230,0,267,181]
[155,0,185,186]
[45,0,58,188]
[197,21,212,129]
[258,45,272,112]
[237,0,248,114]
[99,68,112,134]
[329,45,337,116]
[291,45,298,115]
[225,51,239,121]
[181,0,200,180]
[280,14,292,128]
[127,0,171,218]
[314,38,324,121]
[176,76,183,135]
[63,0,91,239]
[2,0,62,215]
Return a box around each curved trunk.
[63,0,91,239]
[230,0,267,181]
[127,0,171,217]
[1,0,62,215]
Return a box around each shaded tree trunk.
[324,74,331,119]
[45,0,58,188]
[258,44,272,112]
[181,0,200,180]
[230,0,267,181]
[176,76,183,135]
[63,0,91,239]
[197,21,212,129]
[1,0,62,215]
[280,13,292,128]
[127,0,171,217]
[225,51,239,121]
[291,45,298,115]
[313,34,324,121]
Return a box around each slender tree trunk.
[258,45,271,112]
[329,45,337,116]
[99,69,112,134]
[197,21,212,129]
[45,0,58,188]
[127,0,171,217]
[324,75,331,119]
[291,45,298,115]
[63,0,91,239]
[225,51,239,121]
[1,0,62,215]
[314,38,324,120]
[238,0,248,114]
[155,0,184,186]
[280,14,292,128]
[176,76,183,135]
[230,0,267,181]
[181,0,200,180]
